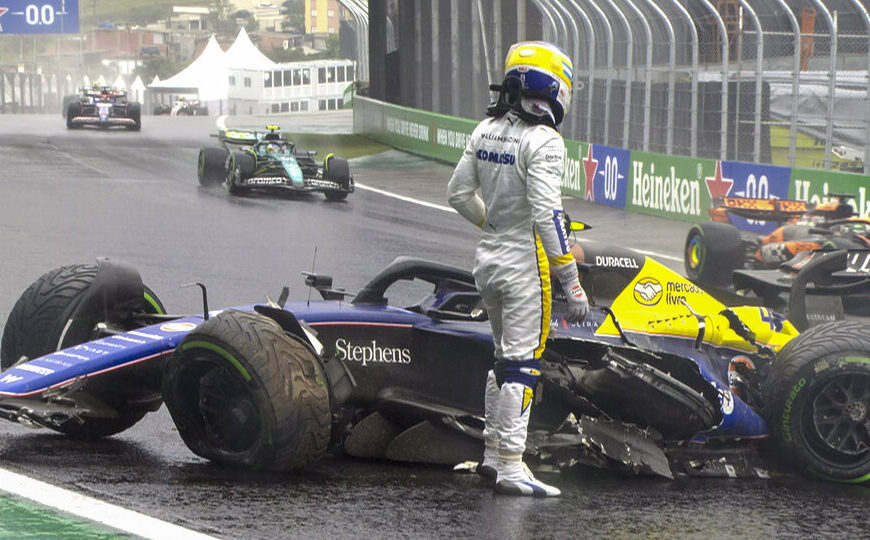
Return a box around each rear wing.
[710,197,808,223]
[215,129,261,146]
[732,249,870,330]
[83,88,127,99]
[214,126,287,146]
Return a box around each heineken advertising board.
[354,97,870,223]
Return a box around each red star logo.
[582,144,598,201]
[705,160,733,199]
[0,8,8,31]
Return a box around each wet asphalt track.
[0,114,868,539]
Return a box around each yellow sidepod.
[594,257,798,352]
[715,305,799,352]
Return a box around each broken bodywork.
[2,240,870,483]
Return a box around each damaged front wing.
[0,377,159,432]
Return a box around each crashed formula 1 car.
[66,86,142,131]
[2,239,870,483]
[197,126,354,201]
[684,194,870,287]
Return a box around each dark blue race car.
[66,86,142,131]
[2,240,870,483]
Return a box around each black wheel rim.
[197,364,261,454]
[809,372,870,459]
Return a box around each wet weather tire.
[66,102,81,129]
[0,263,165,437]
[226,151,254,195]
[126,102,142,131]
[765,321,870,482]
[684,222,744,287]
[1,264,99,371]
[162,310,331,471]
[324,155,351,201]
[61,95,78,118]
[198,146,229,186]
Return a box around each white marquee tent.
[147,29,276,114]
[225,27,275,70]
[130,75,145,103]
[149,35,228,102]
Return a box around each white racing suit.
[447,107,574,496]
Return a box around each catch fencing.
[522,0,870,174]
[0,68,79,113]
[384,0,870,175]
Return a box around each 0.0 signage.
[0,0,79,34]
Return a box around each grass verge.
[281,133,389,159]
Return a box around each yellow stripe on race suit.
[534,232,551,359]
[505,42,573,88]
[549,253,575,266]
[522,386,534,413]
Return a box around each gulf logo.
[160,322,198,332]
[633,277,663,306]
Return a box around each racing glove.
[553,261,588,324]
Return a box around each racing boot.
[477,369,500,480]
[493,381,561,497]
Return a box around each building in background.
[251,3,285,32]
[305,0,340,34]
[168,6,210,31]
[229,58,355,115]
[144,27,354,116]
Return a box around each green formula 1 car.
[197,125,354,201]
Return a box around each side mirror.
[564,213,592,232]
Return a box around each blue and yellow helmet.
[503,41,573,125]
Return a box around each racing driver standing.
[447,41,588,497]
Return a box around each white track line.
[354,182,682,262]
[355,182,453,212]
[0,467,216,540]
[216,122,681,263]
[211,126,683,264]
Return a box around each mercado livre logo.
[633,277,663,306]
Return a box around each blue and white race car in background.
[65,86,141,131]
